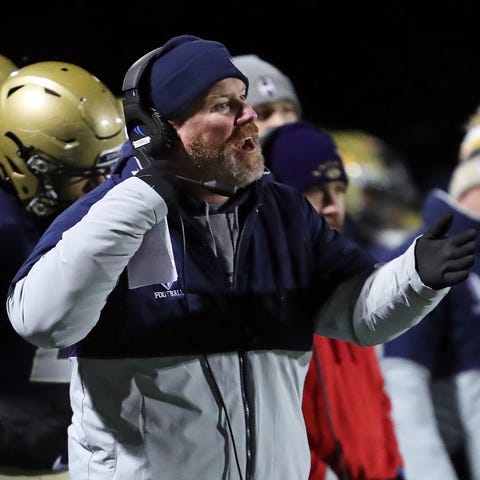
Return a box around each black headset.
[122,46,175,163]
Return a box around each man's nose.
[237,102,258,125]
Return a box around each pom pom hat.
[149,35,249,120]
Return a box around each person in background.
[381,156,480,480]
[233,53,301,136]
[5,35,475,480]
[0,60,126,477]
[262,120,405,480]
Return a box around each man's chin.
[232,170,263,190]
[232,160,264,188]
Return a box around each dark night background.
[2,2,480,195]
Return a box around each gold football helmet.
[0,53,17,84]
[0,61,127,216]
[330,129,421,249]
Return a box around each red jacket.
[302,335,403,480]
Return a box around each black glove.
[415,212,477,289]
[136,159,178,208]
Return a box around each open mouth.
[241,136,256,152]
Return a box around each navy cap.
[149,35,249,119]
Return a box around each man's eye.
[213,102,230,112]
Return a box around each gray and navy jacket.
[7,143,449,480]
[381,189,480,480]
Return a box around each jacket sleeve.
[7,176,168,348]
[381,357,459,480]
[313,241,450,345]
[456,370,480,480]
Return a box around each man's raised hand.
[415,212,477,290]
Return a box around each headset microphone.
[176,175,237,197]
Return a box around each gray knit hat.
[448,158,480,199]
[233,54,301,115]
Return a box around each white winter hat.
[448,158,480,199]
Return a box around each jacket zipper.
[238,353,252,480]
[232,208,256,480]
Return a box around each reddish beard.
[186,124,264,189]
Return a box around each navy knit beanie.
[149,35,249,119]
[263,121,348,192]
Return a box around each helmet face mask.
[26,144,122,179]
[0,61,127,216]
[9,143,121,216]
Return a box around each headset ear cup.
[149,109,176,156]
[123,100,174,158]
[122,45,177,161]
